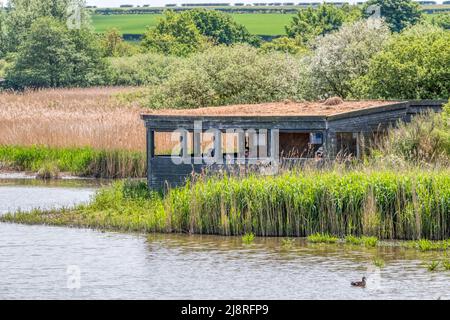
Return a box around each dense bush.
[428,13,450,30]
[373,100,450,164]
[107,53,181,86]
[100,28,141,57]
[259,36,309,55]
[357,24,450,100]
[140,45,305,108]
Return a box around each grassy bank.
[3,169,449,240]
[0,145,146,178]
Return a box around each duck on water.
[351,277,367,288]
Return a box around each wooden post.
[193,131,202,163]
[248,129,258,159]
[214,129,222,164]
[270,129,279,164]
[259,129,268,161]
[237,129,246,164]
[355,132,361,159]
[146,128,154,188]
[194,121,202,165]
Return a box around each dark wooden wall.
[142,100,445,190]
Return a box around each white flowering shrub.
[305,20,390,99]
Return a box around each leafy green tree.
[358,24,450,100]
[0,6,7,57]
[6,17,74,88]
[2,0,90,54]
[6,17,105,89]
[340,3,364,22]
[101,28,123,57]
[68,27,108,86]
[142,9,258,56]
[285,4,360,44]
[188,9,259,46]
[363,0,422,32]
[141,10,209,56]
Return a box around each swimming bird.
[351,277,366,288]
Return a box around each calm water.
[0,179,449,300]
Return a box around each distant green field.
[91,13,294,36]
[91,8,449,36]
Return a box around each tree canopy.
[363,0,422,32]
[141,9,257,56]
[5,17,105,89]
[141,10,209,57]
[188,9,258,46]
[358,24,450,100]
[0,0,90,56]
[285,4,361,44]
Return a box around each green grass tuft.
[373,258,385,268]
[412,239,450,252]
[442,260,450,271]
[345,235,378,247]
[242,232,255,244]
[362,236,378,247]
[36,162,60,180]
[427,261,440,272]
[307,233,339,244]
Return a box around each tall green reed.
[163,170,450,240]
[0,145,146,178]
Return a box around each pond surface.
[0,179,449,300]
[0,178,98,214]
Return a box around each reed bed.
[165,170,450,240]
[3,169,449,240]
[0,88,182,177]
[0,87,146,151]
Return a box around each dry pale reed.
[0,87,148,151]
